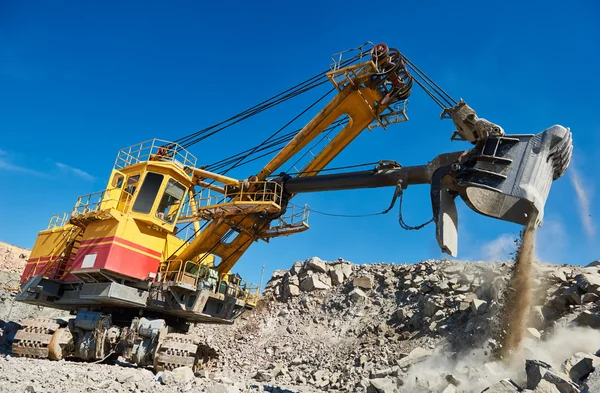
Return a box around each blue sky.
[1,1,598,286]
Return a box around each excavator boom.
[10,41,572,373]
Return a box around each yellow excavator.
[11,42,572,371]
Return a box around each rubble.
[1,243,600,393]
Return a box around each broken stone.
[306,257,328,273]
[480,379,521,392]
[526,327,541,340]
[542,371,580,393]
[582,293,600,303]
[300,275,330,291]
[368,377,397,393]
[575,273,600,294]
[526,359,552,389]
[253,370,272,382]
[471,299,488,315]
[158,366,194,385]
[290,261,303,275]
[349,288,367,302]
[562,352,599,383]
[562,286,582,305]
[288,284,300,297]
[354,275,374,290]
[573,310,600,328]
[396,347,432,368]
[423,298,440,317]
[330,267,344,286]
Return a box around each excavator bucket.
[433,125,573,256]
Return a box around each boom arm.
[173,42,572,276]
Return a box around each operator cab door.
[130,171,187,233]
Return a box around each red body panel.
[69,237,162,281]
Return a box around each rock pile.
[0,242,599,392]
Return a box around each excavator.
[11,42,572,372]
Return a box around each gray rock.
[542,371,580,393]
[533,380,561,392]
[253,370,272,382]
[306,256,328,273]
[158,366,195,385]
[587,260,600,267]
[575,273,600,295]
[396,347,432,368]
[290,261,303,275]
[341,263,353,279]
[526,359,552,389]
[288,284,300,296]
[471,299,488,315]
[354,275,374,290]
[573,311,600,328]
[369,377,397,393]
[442,385,458,393]
[480,379,521,392]
[330,268,344,286]
[563,286,582,305]
[526,328,542,340]
[531,306,545,328]
[562,352,599,383]
[423,298,439,317]
[300,275,330,291]
[582,293,600,303]
[349,288,367,302]
[206,384,229,393]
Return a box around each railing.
[179,181,284,221]
[48,212,71,229]
[270,203,310,230]
[159,259,260,306]
[367,100,409,130]
[114,139,197,170]
[72,188,133,217]
[329,41,374,71]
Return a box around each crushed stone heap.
[1,251,600,393]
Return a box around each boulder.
[573,311,600,328]
[423,298,439,317]
[306,257,328,273]
[582,293,600,303]
[526,328,542,340]
[300,275,330,291]
[330,267,344,286]
[396,347,432,368]
[354,275,374,290]
[471,299,488,315]
[526,359,552,389]
[575,273,600,295]
[562,352,599,383]
[341,263,353,279]
[542,371,580,393]
[349,288,367,302]
[532,380,561,392]
[368,377,398,393]
[288,284,300,297]
[158,366,195,385]
[290,261,303,275]
[562,286,582,305]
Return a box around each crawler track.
[11,318,61,359]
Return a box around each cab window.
[132,173,164,214]
[156,179,186,224]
